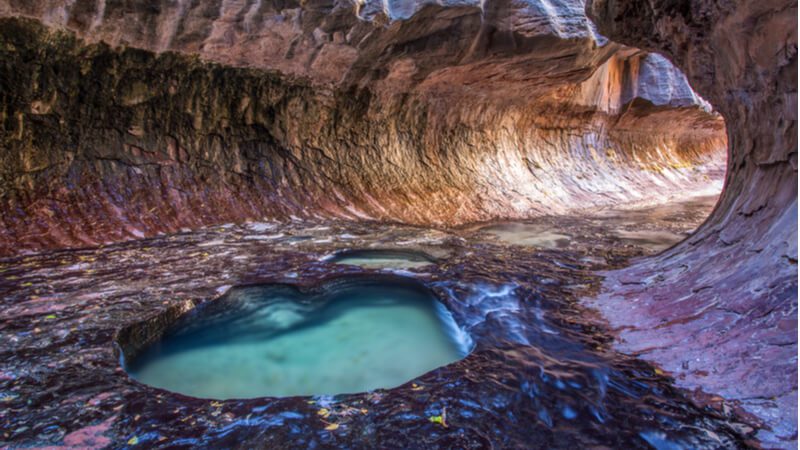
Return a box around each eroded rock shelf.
[1,196,758,448]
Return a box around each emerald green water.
[126,281,469,399]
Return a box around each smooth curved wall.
[0,15,724,254]
[583,1,797,447]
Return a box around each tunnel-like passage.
[0,12,726,253]
[0,0,795,448]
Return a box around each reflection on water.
[613,229,688,252]
[480,223,571,249]
[479,195,719,253]
[327,249,435,269]
[126,279,469,399]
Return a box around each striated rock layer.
[1,0,795,447]
[582,0,797,447]
[0,10,724,254]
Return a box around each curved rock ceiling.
[0,0,795,447]
[0,0,725,252]
[584,0,797,446]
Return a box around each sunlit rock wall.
[0,16,723,254]
[0,0,792,447]
[583,0,797,447]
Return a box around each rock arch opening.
[0,0,794,448]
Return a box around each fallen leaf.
[429,407,448,428]
[429,415,447,427]
[127,436,139,445]
[324,423,339,431]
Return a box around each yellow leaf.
[429,409,448,428]
[324,423,339,431]
[360,408,368,414]
[654,368,664,376]
[317,408,330,417]
[127,436,139,445]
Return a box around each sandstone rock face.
[1,0,792,446]
[583,0,797,447]
[0,0,605,89]
[0,13,724,254]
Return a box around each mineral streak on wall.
[0,0,725,254]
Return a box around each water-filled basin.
[480,223,571,249]
[327,249,436,269]
[612,229,687,252]
[124,277,469,399]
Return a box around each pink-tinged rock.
[33,416,116,450]
[584,0,797,447]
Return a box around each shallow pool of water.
[480,223,571,249]
[327,249,435,269]
[613,229,688,252]
[126,279,469,399]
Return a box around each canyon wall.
[583,0,797,447]
[0,0,795,447]
[0,2,724,254]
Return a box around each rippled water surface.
[127,280,468,399]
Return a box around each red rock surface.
[0,0,795,447]
[583,0,797,447]
[0,13,725,254]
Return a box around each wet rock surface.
[0,0,794,448]
[0,17,725,255]
[0,195,761,448]
[585,1,797,446]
